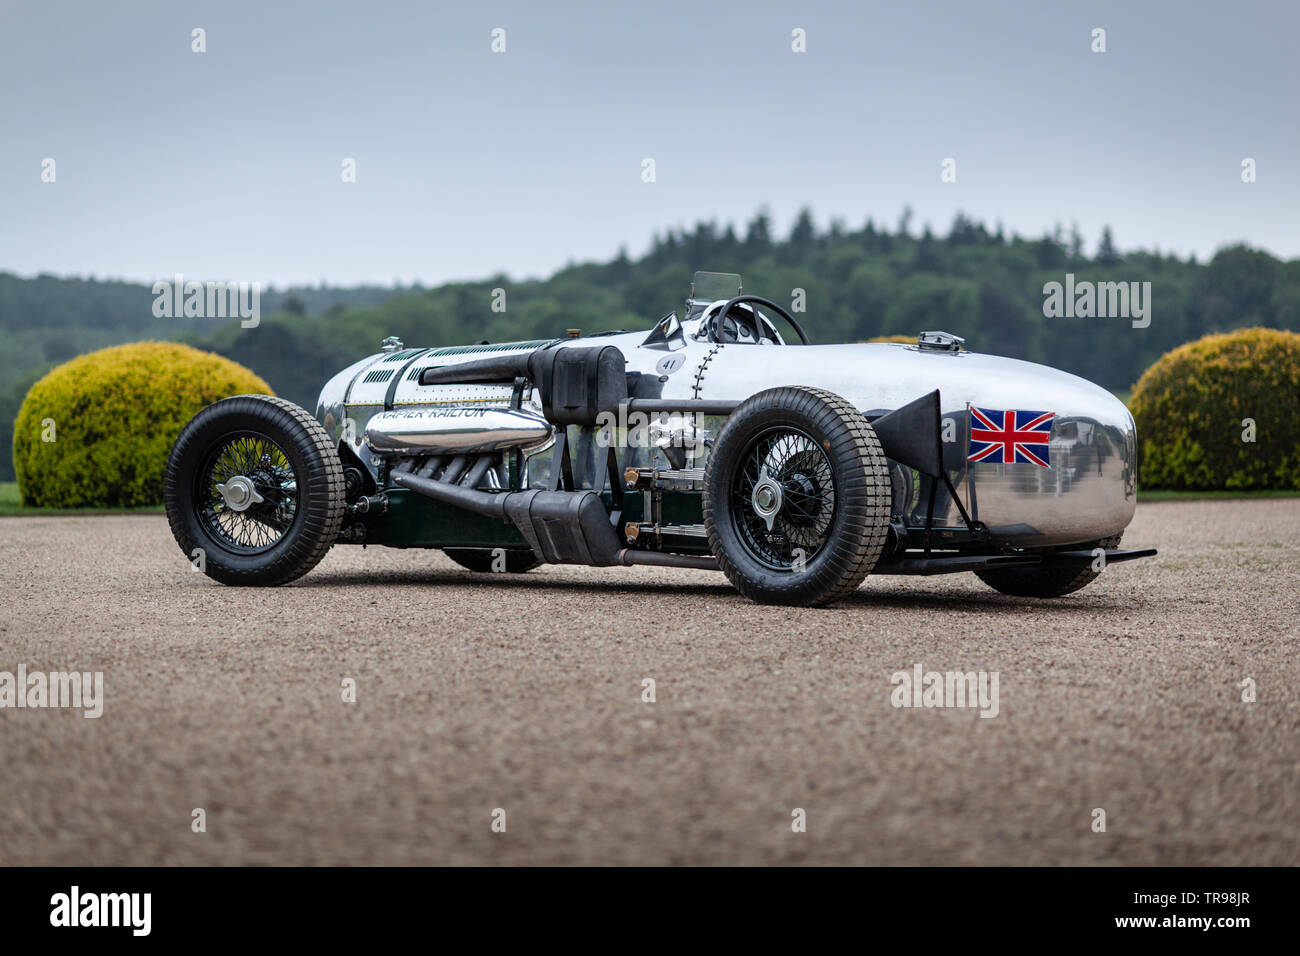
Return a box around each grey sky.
[1,0,1295,286]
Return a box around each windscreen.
[691,271,742,302]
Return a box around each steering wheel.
[705,295,810,345]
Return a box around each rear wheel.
[444,548,541,573]
[164,395,345,586]
[975,534,1122,598]
[703,386,891,606]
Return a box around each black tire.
[703,386,892,606]
[975,534,1122,598]
[444,548,541,573]
[164,395,345,586]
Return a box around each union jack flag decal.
[967,407,1055,467]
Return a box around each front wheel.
[164,395,345,586]
[703,386,892,606]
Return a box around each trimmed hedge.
[13,342,272,507]
[1129,328,1300,490]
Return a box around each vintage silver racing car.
[163,272,1155,606]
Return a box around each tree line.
[2,208,1297,481]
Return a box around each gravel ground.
[0,499,1297,866]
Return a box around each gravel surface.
[1,499,1297,865]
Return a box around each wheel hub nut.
[751,472,784,532]
[216,475,264,513]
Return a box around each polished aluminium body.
[364,405,552,456]
[166,271,1147,601]
[318,317,1136,550]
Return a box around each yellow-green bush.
[13,342,272,507]
[1129,328,1300,490]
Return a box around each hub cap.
[197,432,299,554]
[732,427,837,570]
[751,470,784,531]
[215,475,264,513]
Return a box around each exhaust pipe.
[391,471,507,518]
[391,471,621,565]
[392,471,720,571]
[617,550,718,571]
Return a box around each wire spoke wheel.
[704,386,892,606]
[197,431,300,553]
[732,426,837,570]
[164,395,344,586]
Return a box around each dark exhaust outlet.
[392,471,624,566]
[617,550,718,571]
